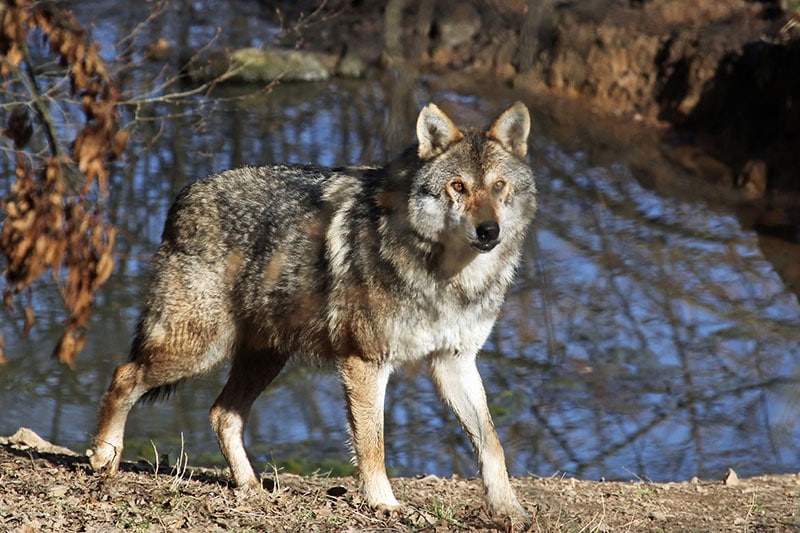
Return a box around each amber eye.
[450,179,466,194]
[494,179,506,191]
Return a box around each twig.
[11,43,60,158]
[170,432,190,490]
[150,440,161,485]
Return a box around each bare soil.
[1,429,798,532]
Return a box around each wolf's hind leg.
[90,311,236,474]
[337,356,399,510]
[210,350,288,489]
[429,353,528,521]
[88,361,149,473]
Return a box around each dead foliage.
[0,0,126,367]
[2,432,799,532]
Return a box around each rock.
[230,48,330,83]
[0,427,78,456]
[334,51,368,78]
[723,468,739,486]
[47,485,69,498]
[188,47,367,84]
[738,159,768,200]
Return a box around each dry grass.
[1,432,799,532]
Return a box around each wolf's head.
[407,102,537,258]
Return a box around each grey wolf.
[88,102,537,520]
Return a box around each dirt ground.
[1,429,798,532]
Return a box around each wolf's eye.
[493,179,506,191]
[449,179,466,194]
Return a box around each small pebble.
[723,468,739,486]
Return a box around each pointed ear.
[416,103,464,160]
[488,101,531,158]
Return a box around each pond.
[1,2,799,484]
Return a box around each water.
[2,2,800,483]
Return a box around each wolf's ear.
[488,101,531,158]
[416,103,464,160]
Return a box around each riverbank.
[311,0,800,194]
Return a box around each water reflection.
[2,74,800,481]
[498,144,800,480]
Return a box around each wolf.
[88,101,537,520]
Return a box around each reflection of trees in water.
[482,143,800,480]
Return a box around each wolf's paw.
[233,476,268,495]
[364,491,402,516]
[372,500,403,518]
[488,497,530,528]
[86,442,121,474]
[232,480,268,504]
[363,481,402,515]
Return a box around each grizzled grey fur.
[89,102,536,522]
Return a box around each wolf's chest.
[376,296,498,363]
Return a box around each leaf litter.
[1,428,799,531]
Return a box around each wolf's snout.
[472,220,500,252]
[476,220,500,242]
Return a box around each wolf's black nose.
[476,220,500,242]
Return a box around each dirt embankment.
[515,0,800,196]
[2,428,799,532]
[317,0,799,194]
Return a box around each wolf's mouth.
[471,239,500,253]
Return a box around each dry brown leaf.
[112,129,129,159]
[1,0,124,367]
[44,157,63,188]
[74,125,103,170]
[5,44,23,68]
[94,231,116,286]
[5,201,20,218]
[22,305,35,337]
[52,329,86,369]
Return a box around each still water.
[1,12,799,482]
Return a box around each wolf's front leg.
[337,356,399,511]
[429,353,528,521]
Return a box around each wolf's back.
[159,165,332,260]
